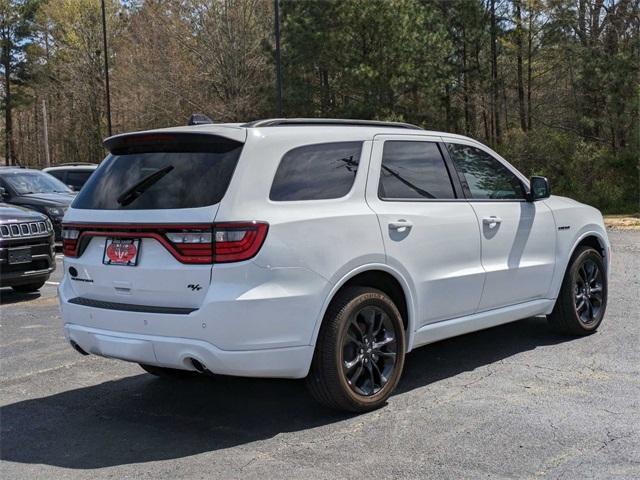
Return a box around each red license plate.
[103,238,140,266]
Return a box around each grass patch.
[604,215,640,230]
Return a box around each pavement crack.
[596,430,634,452]
[461,369,494,388]
[238,457,256,472]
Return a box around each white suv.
[43,163,98,192]
[59,119,610,412]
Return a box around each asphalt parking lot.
[1,231,638,479]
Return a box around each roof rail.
[242,118,423,130]
[51,162,97,167]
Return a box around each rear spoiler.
[103,131,244,156]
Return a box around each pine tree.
[0,0,40,165]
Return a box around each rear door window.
[72,134,243,210]
[378,141,456,200]
[270,142,362,201]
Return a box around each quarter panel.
[217,134,384,283]
[213,132,388,348]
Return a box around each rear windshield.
[72,134,242,210]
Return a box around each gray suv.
[0,167,75,241]
[0,203,56,292]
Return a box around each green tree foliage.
[2,0,638,212]
[0,0,41,165]
[38,0,121,165]
[279,0,639,212]
[280,0,454,123]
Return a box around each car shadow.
[0,288,41,305]
[397,315,567,394]
[0,316,574,469]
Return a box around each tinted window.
[66,170,94,190]
[447,143,525,200]
[270,142,362,201]
[1,171,72,194]
[47,170,66,182]
[378,141,455,200]
[73,135,242,210]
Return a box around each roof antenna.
[188,113,214,126]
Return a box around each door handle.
[389,220,413,231]
[482,216,503,225]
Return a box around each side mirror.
[528,176,550,201]
[0,186,8,200]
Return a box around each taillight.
[165,222,267,263]
[166,229,214,264]
[62,227,80,257]
[59,222,268,264]
[213,222,269,263]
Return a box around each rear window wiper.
[117,165,174,206]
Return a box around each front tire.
[548,246,607,335]
[11,281,46,293]
[306,287,406,413]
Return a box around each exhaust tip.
[190,358,206,373]
[70,340,89,356]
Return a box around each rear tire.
[11,281,46,293]
[548,246,607,335]
[306,287,406,413]
[139,364,198,378]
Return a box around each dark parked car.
[43,163,98,192]
[0,203,56,292]
[0,167,75,241]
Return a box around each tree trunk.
[320,69,330,116]
[445,84,451,131]
[33,100,41,167]
[490,0,501,144]
[515,0,527,131]
[578,0,587,45]
[462,25,470,135]
[482,96,490,142]
[16,110,24,164]
[527,1,533,130]
[2,41,15,165]
[503,83,509,129]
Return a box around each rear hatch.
[62,130,245,309]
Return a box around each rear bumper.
[58,260,329,378]
[58,251,331,378]
[64,323,315,379]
